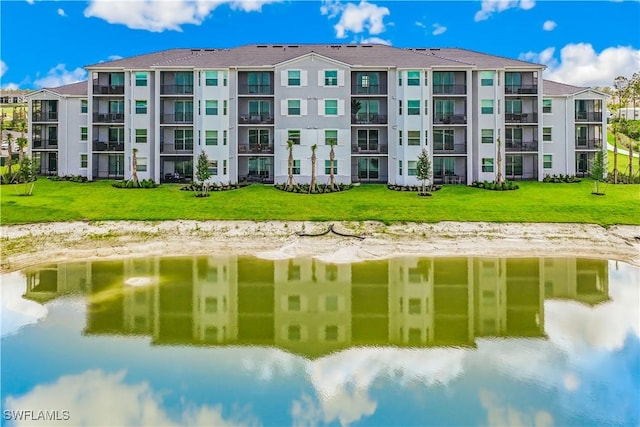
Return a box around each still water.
[1,256,639,426]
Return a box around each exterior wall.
[274,55,351,185]
[130,70,155,181]
[542,96,571,176]
[59,97,88,176]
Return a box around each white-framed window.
[223,159,227,174]
[482,158,494,172]
[205,71,218,86]
[288,70,301,86]
[205,100,218,115]
[288,99,301,116]
[223,130,227,146]
[407,100,420,115]
[223,100,227,115]
[135,100,147,114]
[80,127,88,141]
[324,160,338,174]
[482,129,493,143]
[135,72,147,87]
[324,99,338,116]
[407,70,420,86]
[398,130,403,145]
[543,99,552,114]
[325,129,338,145]
[81,99,88,114]
[288,129,301,144]
[292,160,300,174]
[543,154,553,168]
[543,127,552,142]
[407,130,420,146]
[398,71,403,86]
[136,157,147,172]
[408,160,417,176]
[205,130,218,145]
[481,100,494,114]
[208,160,218,175]
[398,160,403,176]
[480,71,494,86]
[135,129,147,143]
[324,70,338,86]
[80,154,88,168]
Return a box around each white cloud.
[108,55,123,61]
[4,370,258,427]
[0,60,7,78]
[542,20,556,31]
[520,43,640,87]
[479,389,555,427]
[432,23,447,35]
[25,0,33,3]
[57,8,66,17]
[322,1,390,38]
[84,0,281,32]
[360,36,391,45]
[415,20,426,28]
[475,0,535,22]
[33,64,87,89]
[1,273,48,337]
[2,83,20,90]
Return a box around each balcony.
[351,114,388,125]
[433,114,466,125]
[160,85,194,95]
[160,113,194,124]
[32,139,58,149]
[505,113,538,124]
[432,84,467,95]
[93,141,124,152]
[505,140,538,152]
[238,84,273,95]
[93,84,125,95]
[238,114,274,125]
[505,85,538,95]
[575,138,601,150]
[354,85,382,95]
[433,143,467,155]
[32,112,58,122]
[352,143,388,154]
[160,142,194,154]
[238,143,274,154]
[575,112,602,122]
[93,113,125,124]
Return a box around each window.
[223,71,227,86]
[288,325,301,341]
[543,99,552,113]
[80,127,87,141]
[135,129,147,143]
[223,100,227,115]
[80,154,88,168]
[481,100,494,114]
[208,160,218,175]
[407,130,420,146]
[223,160,227,174]
[408,160,417,176]
[81,99,88,114]
[205,100,218,115]
[481,129,494,143]
[223,130,227,146]
[325,325,338,341]
[407,100,420,115]
[424,100,428,115]
[288,295,301,311]
[292,160,300,174]
[174,129,193,150]
[433,129,454,151]
[398,100,403,115]
[137,157,147,172]
[482,158,494,172]
[249,129,269,151]
[205,130,218,145]
[288,70,300,86]
[325,295,338,311]
[324,99,338,116]
[407,70,420,86]
[325,70,338,86]
[205,71,218,86]
[325,160,338,175]
[505,99,522,114]
[409,298,421,314]
[325,129,338,145]
[135,100,147,114]
[135,72,147,87]
[288,99,301,115]
[543,127,552,142]
[543,154,553,168]
[205,297,218,313]
[398,160,403,176]
[398,71,403,86]
[288,130,301,144]
[357,129,378,151]
[480,71,494,86]
[248,100,270,119]
[356,72,379,94]
[398,130,403,145]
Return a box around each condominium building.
[26,44,608,184]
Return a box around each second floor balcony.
[351,114,388,125]
[238,84,273,95]
[160,141,194,154]
[93,140,124,152]
[238,142,274,154]
[575,138,601,149]
[160,84,194,95]
[239,114,274,125]
[432,84,467,95]
[352,142,388,154]
[32,138,58,149]
[505,112,539,124]
[575,112,603,122]
[93,113,125,124]
[433,114,466,125]
[505,140,539,152]
[93,84,124,95]
[32,111,58,122]
[161,113,194,124]
[433,142,467,154]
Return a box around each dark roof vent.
[361,45,373,48]
[346,45,356,48]
[256,45,268,48]
[429,48,440,51]
[273,45,283,48]
[288,45,299,48]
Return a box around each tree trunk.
[496,137,504,185]
[310,149,317,193]
[131,150,139,185]
[329,145,335,190]
[287,148,294,190]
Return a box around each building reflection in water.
[23,256,609,358]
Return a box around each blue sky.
[1,0,639,90]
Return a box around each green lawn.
[1,179,639,225]
[608,132,636,174]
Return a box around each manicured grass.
[608,132,636,174]
[1,179,639,225]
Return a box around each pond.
[1,256,638,426]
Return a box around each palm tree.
[5,132,14,178]
[286,139,295,191]
[328,138,337,191]
[496,136,504,185]
[309,144,318,194]
[131,148,139,186]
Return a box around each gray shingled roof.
[48,80,88,96]
[542,79,587,96]
[86,44,544,70]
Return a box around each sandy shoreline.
[1,220,639,273]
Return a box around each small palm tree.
[496,136,504,186]
[286,139,295,191]
[6,133,14,177]
[328,138,337,190]
[309,144,318,193]
[131,148,139,186]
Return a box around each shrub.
[112,179,159,189]
[470,180,519,191]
